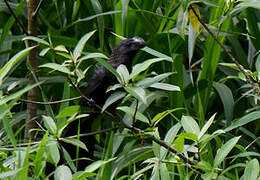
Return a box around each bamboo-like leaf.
[213,82,234,123]
[225,111,260,132]
[130,58,167,80]
[39,63,73,75]
[198,113,216,140]
[116,106,150,124]
[0,81,42,106]
[181,115,200,136]
[244,159,259,180]
[56,105,80,119]
[54,165,72,180]
[73,30,96,62]
[214,136,240,168]
[117,64,129,84]
[149,83,180,91]
[125,87,147,105]
[42,115,57,135]
[61,138,88,151]
[102,91,126,112]
[23,36,49,46]
[0,46,36,85]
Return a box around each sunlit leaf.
[189,6,200,33]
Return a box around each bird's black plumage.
[63,37,146,170]
[81,37,146,106]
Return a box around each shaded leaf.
[116,106,150,124]
[214,136,240,168]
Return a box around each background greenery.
[0,0,259,179]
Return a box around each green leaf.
[0,46,36,85]
[214,136,240,168]
[0,81,43,106]
[54,45,68,52]
[54,165,72,180]
[255,53,260,79]
[160,123,181,159]
[198,113,216,140]
[117,64,129,84]
[77,52,108,68]
[23,36,49,46]
[56,105,80,119]
[0,1,25,48]
[219,63,240,71]
[42,115,57,134]
[224,111,260,132]
[151,108,183,126]
[125,87,147,105]
[136,72,174,88]
[39,63,74,75]
[61,138,88,151]
[102,91,126,112]
[149,83,180,91]
[73,30,96,62]
[85,158,116,172]
[173,136,184,152]
[94,58,121,82]
[244,159,259,180]
[130,58,167,80]
[34,132,48,177]
[39,47,50,56]
[180,132,198,142]
[116,106,150,124]
[181,115,200,136]
[213,82,234,122]
[3,116,16,146]
[0,169,22,179]
[142,47,172,61]
[47,138,60,166]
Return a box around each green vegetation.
[0,0,259,179]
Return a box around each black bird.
[63,37,146,170]
[81,37,146,107]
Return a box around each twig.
[20,96,81,105]
[65,126,118,139]
[1,141,40,148]
[190,5,256,91]
[3,0,29,35]
[66,76,114,116]
[132,99,138,127]
[33,0,44,17]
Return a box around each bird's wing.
[84,66,107,96]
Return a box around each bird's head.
[109,37,146,66]
[120,37,146,53]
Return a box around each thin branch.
[3,0,29,35]
[66,76,114,116]
[20,96,81,105]
[1,141,40,148]
[65,126,118,139]
[132,99,138,127]
[190,5,256,91]
[33,0,44,17]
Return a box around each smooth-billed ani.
[63,37,146,170]
[81,37,146,106]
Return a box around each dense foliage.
[0,0,259,179]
